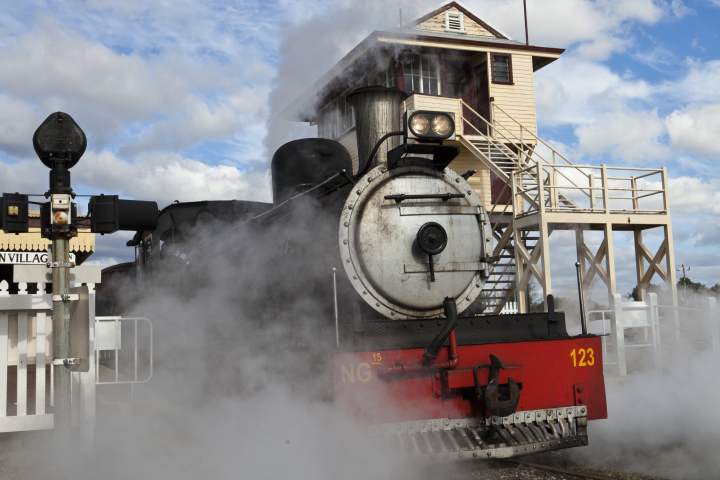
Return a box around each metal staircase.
[457,102,589,313]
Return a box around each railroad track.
[498,459,664,480]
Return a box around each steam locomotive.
[100,87,607,460]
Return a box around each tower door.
[443,54,490,135]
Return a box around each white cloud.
[669,0,694,17]
[0,14,274,157]
[72,151,272,206]
[666,104,720,157]
[575,110,668,162]
[0,95,38,156]
[461,0,665,59]
[665,59,720,102]
[634,45,677,71]
[668,176,720,215]
[536,57,652,126]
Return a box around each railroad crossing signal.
[0,111,159,428]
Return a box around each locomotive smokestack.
[348,86,405,173]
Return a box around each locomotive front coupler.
[472,354,522,418]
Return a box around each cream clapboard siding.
[337,128,359,174]
[489,53,538,141]
[417,7,496,37]
[448,147,492,209]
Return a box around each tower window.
[491,54,513,84]
[445,12,465,32]
[401,54,440,95]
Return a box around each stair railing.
[460,101,593,208]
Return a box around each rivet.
[356,190,361,195]
[375,303,380,307]
[455,178,460,183]
[344,222,349,227]
[342,240,347,245]
[362,291,367,295]
[367,177,373,183]
[353,275,357,280]
[347,205,353,210]
[467,190,471,195]
[346,259,350,263]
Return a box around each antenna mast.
[523,0,529,45]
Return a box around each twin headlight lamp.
[406,110,456,141]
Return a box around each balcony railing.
[512,164,669,216]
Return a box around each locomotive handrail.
[384,193,465,203]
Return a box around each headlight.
[409,114,430,136]
[407,111,455,141]
[432,115,452,137]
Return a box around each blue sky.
[0,0,719,295]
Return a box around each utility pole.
[677,263,690,304]
[678,263,690,280]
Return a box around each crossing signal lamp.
[28,112,160,238]
[0,193,29,234]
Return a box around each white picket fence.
[0,266,154,434]
[0,280,54,432]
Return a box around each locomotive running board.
[368,406,588,460]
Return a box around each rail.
[459,100,593,208]
[512,164,668,216]
[491,101,576,169]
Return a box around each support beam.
[539,220,552,309]
[634,230,645,300]
[604,223,618,305]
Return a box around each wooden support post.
[665,223,680,340]
[539,220,552,308]
[537,162,545,214]
[661,167,679,338]
[604,223,618,308]
[514,225,528,314]
[633,230,646,301]
[612,293,627,377]
[601,164,610,213]
[631,176,639,211]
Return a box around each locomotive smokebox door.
[339,164,492,319]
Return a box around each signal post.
[1,112,158,429]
